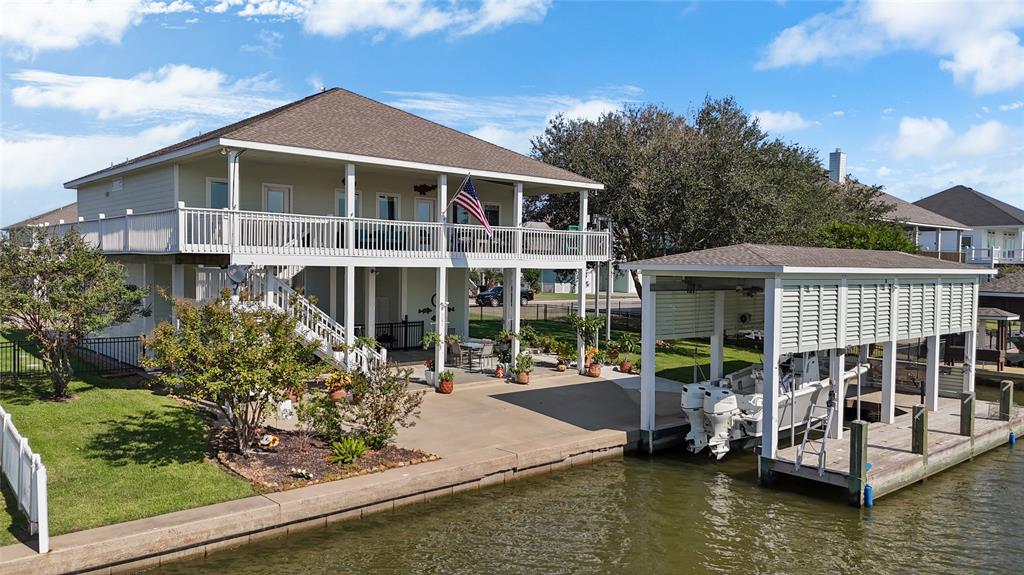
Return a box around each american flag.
[452,176,492,237]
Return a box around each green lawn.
[469,318,761,382]
[0,341,252,545]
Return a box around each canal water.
[154,438,1023,574]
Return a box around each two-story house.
[33,88,610,372]
[914,185,1024,265]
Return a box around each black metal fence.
[475,301,641,332]
[0,336,145,378]
[354,320,426,350]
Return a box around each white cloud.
[385,87,635,153]
[882,107,895,115]
[890,116,1011,159]
[1,122,197,226]
[205,0,243,13]
[238,0,305,18]
[831,110,844,117]
[877,165,892,176]
[0,1,196,54]
[751,110,817,133]
[1000,100,1024,111]
[9,65,285,120]
[301,0,550,39]
[307,73,325,91]
[758,1,1024,93]
[240,29,283,55]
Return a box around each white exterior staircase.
[247,268,386,372]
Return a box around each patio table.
[462,341,484,371]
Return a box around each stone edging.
[0,429,628,575]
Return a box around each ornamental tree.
[142,289,323,454]
[0,227,148,398]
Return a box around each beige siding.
[653,290,764,340]
[176,157,516,225]
[77,166,175,219]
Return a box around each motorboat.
[680,351,867,459]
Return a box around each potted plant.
[569,313,605,352]
[445,333,462,345]
[584,345,599,367]
[423,359,436,386]
[606,341,620,361]
[494,347,511,378]
[325,370,351,402]
[587,350,605,377]
[555,342,573,372]
[510,353,534,384]
[616,333,639,373]
[355,335,380,350]
[437,370,455,394]
[422,332,443,350]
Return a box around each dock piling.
[999,381,1013,422]
[848,420,868,507]
[912,404,928,461]
[960,393,975,437]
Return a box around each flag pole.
[443,173,471,217]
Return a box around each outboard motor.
[704,387,740,460]
[681,384,708,453]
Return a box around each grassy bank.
[468,318,760,382]
[0,337,251,546]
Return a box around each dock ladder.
[794,390,836,476]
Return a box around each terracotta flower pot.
[556,363,567,372]
[619,359,633,373]
[608,349,619,360]
[516,372,531,384]
[494,366,505,379]
[329,389,346,402]
[587,363,603,378]
[438,379,454,394]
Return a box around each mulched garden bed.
[215,428,439,491]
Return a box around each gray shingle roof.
[879,192,967,229]
[625,243,989,271]
[3,202,77,230]
[977,306,1020,320]
[914,185,1024,227]
[67,88,598,187]
[980,273,1024,294]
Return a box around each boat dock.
[765,387,1024,506]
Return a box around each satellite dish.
[226,264,248,286]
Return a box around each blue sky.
[2,0,1022,226]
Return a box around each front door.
[264,184,291,213]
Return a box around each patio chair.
[447,340,471,368]
[474,341,495,371]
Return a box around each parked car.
[476,285,535,307]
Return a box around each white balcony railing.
[49,205,612,263]
[963,247,1024,265]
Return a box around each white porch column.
[828,349,845,439]
[925,334,940,411]
[963,329,976,393]
[399,268,408,321]
[435,266,448,372]
[365,268,376,342]
[509,268,522,361]
[710,291,725,380]
[761,277,783,460]
[913,225,920,248]
[344,265,355,352]
[881,339,897,424]
[227,150,241,210]
[513,182,524,255]
[1017,227,1024,258]
[437,174,448,257]
[956,230,963,261]
[936,228,943,257]
[579,189,589,230]
[576,265,588,374]
[345,163,356,252]
[171,264,184,326]
[640,274,656,452]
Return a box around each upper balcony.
[962,247,1024,266]
[52,204,612,268]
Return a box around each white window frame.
[483,202,501,227]
[262,182,293,213]
[454,202,501,226]
[376,192,401,220]
[335,188,362,217]
[206,177,229,209]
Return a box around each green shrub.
[330,437,368,465]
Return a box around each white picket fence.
[0,405,48,553]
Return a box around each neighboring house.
[19,88,610,370]
[979,273,1024,320]
[539,268,637,296]
[2,201,77,230]
[826,149,970,260]
[914,185,1024,265]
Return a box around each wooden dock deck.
[769,391,1024,503]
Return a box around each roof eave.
[63,136,604,191]
[621,263,995,276]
